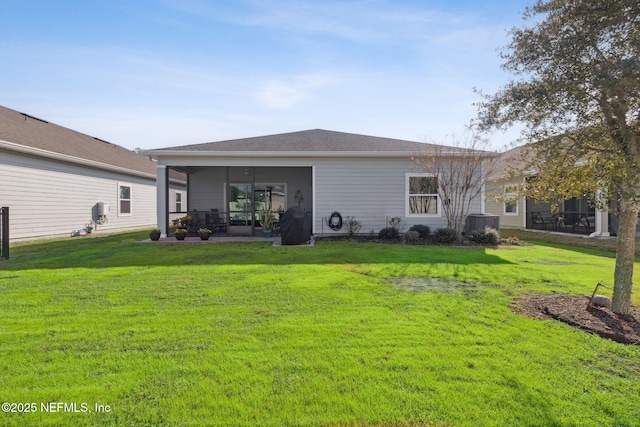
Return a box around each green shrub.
[388,217,405,232]
[435,228,460,244]
[408,224,430,238]
[378,227,399,240]
[344,216,362,238]
[403,230,420,243]
[471,231,499,245]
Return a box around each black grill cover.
[280,207,311,245]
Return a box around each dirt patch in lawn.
[512,294,640,345]
[390,277,484,295]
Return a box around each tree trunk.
[612,202,639,315]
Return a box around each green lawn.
[1,231,639,426]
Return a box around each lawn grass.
[500,228,640,257]
[1,231,639,426]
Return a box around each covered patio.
[526,195,609,236]
[158,165,313,237]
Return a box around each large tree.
[476,0,640,314]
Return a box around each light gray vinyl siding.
[1,149,159,240]
[156,155,484,236]
[313,157,483,235]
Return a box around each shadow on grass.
[1,230,514,271]
[501,229,622,260]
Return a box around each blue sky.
[1,0,532,150]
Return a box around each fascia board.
[141,149,495,159]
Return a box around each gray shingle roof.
[0,105,159,177]
[489,143,549,180]
[156,129,451,153]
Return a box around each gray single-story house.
[144,129,494,238]
[0,105,187,241]
[485,144,613,236]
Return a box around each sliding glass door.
[227,179,286,236]
[228,183,253,236]
[254,184,286,213]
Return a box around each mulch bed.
[512,294,640,345]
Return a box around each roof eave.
[141,149,494,159]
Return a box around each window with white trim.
[118,183,132,215]
[175,191,183,213]
[504,186,518,215]
[406,174,439,216]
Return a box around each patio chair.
[530,211,553,230]
[565,213,591,234]
[207,209,228,234]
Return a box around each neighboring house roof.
[0,105,183,182]
[492,134,597,181]
[489,144,533,180]
[145,129,487,158]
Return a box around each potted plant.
[198,227,213,240]
[259,208,276,237]
[149,229,161,241]
[172,215,194,228]
[174,228,188,240]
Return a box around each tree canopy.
[476,0,640,314]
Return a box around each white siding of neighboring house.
[169,188,187,212]
[0,149,159,241]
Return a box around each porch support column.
[157,165,169,237]
[591,189,610,237]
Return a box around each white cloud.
[256,81,306,109]
[158,0,471,44]
[254,72,343,109]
